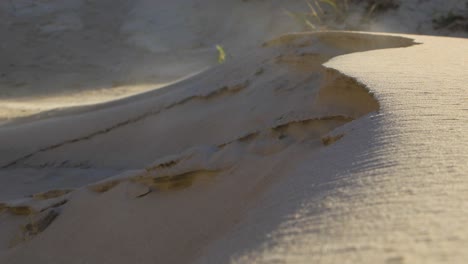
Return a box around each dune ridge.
[2,31,467,264]
[0,32,420,263]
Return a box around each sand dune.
[1,1,468,263]
[0,30,467,263]
[0,0,305,121]
[4,0,464,122]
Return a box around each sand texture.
[0,30,466,263]
[2,0,466,122]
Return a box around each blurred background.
[0,0,466,121]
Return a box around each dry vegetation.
[432,3,468,32]
[287,0,468,35]
[286,0,400,31]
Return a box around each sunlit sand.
[1,1,467,263]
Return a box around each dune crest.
[0,32,419,263]
[2,31,467,264]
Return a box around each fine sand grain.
[1,31,467,263]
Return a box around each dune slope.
[0,31,467,263]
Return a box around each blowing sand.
[0,31,467,263]
[0,0,303,122]
[1,1,468,263]
[2,0,466,122]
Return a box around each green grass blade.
[305,19,317,30]
[216,45,226,64]
[314,0,324,15]
[307,1,322,23]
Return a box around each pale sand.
[0,0,302,122]
[1,2,468,263]
[0,31,467,263]
[2,0,465,123]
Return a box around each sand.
[2,0,466,122]
[1,1,468,264]
[0,0,304,122]
[0,31,467,263]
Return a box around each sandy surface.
[0,31,467,263]
[1,0,466,122]
[1,1,468,263]
[0,0,304,121]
